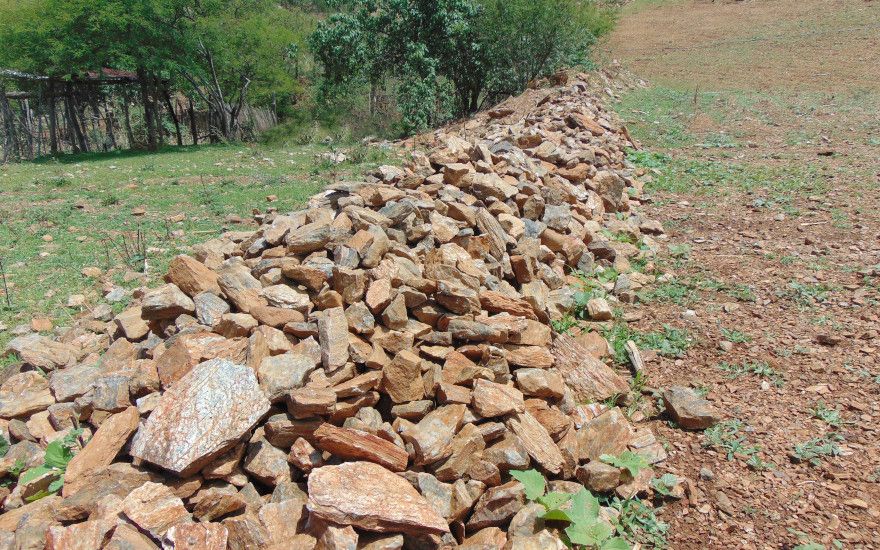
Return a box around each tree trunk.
[137,67,158,151]
[0,81,21,162]
[48,80,58,155]
[102,94,117,150]
[163,89,183,146]
[63,90,81,154]
[188,98,198,146]
[121,95,134,147]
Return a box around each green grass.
[0,142,392,350]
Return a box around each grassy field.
[0,142,392,350]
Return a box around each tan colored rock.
[319,307,349,370]
[515,368,565,399]
[551,333,629,402]
[121,482,192,539]
[166,255,221,297]
[382,350,425,403]
[307,461,449,535]
[471,379,525,418]
[314,423,408,472]
[163,523,228,550]
[63,407,139,496]
[479,291,537,320]
[243,439,291,487]
[114,307,151,340]
[662,386,720,430]
[505,346,554,369]
[5,333,77,370]
[46,520,115,550]
[577,407,633,462]
[403,404,466,466]
[217,261,267,313]
[142,284,195,320]
[585,297,613,320]
[505,411,564,475]
[131,359,270,476]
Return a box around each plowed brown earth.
[605,0,880,548]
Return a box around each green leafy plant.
[649,473,679,497]
[791,433,842,466]
[809,402,844,428]
[511,469,630,549]
[600,451,649,478]
[0,435,8,458]
[702,420,760,461]
[716,360,783,387]
[608,496,669,549]
[720,327,751,343]
[636,325,691,358]
[637,279,694,305]
[17,429,82,500]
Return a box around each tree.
[310,0,616,134]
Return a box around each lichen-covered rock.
[130,359,270,476]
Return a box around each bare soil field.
[605,0,880,547]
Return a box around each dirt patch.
[605,0,880,547]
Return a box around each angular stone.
[662,386,720,430]
[575,461,620,493]
[63,407,139,496]
[261,284,310,312]
[105,523,158,550]
[435,282,480,315]
[586,298,613,321]
[466,481,525,530]
[471,379,525,418]
[0,387,55,418]
[46,520,115,550]
[551,333,629,402]
[288,437,324,473]
[243,439,291,487]
[287,224,349,254]
[288,387,336,419]
[166,255,221,298]
[190,484,246,522]
[111,307,149,341]
[5,334,77,370]
[319,307,350,370]
[131,359,270,476]
[577,408,633,462]
[314,424,408,472]
[505,346,554,369]
[330,265,366,303]
[479,291,537,320]
[121,482,192,539]
[382,350,425,403]
[223,513,270,550]
[217,262,267,313]
[259,498,307,545]
[380,293,408,329]
[142,284,195,320]
[505,411,564,475]
[307,462,449,535]
[163,523,228,550]
[403,404,466,466]
[257,353,317,402]
[434,422,485,482]
[515,368,565,399]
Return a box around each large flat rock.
[307,461,449,536]
[130,359,270,476]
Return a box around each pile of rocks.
[1,75,672,549]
